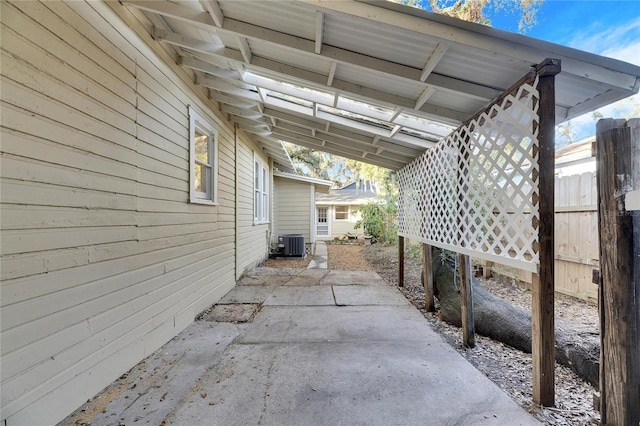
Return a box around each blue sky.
[488,1,640,145]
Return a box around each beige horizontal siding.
[330,205,364,238]
[235,133,270,277]
[274,177,313,242]
[0,1,239,424]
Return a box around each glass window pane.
[335,206,348,220]
[263,168,268,193]
[195,163,207,193]
[195,130,209,164]
[255,161,260,189]
[255,190,260,218]
[263,193,268,219]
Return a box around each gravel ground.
[355,242,601,426]
[326,243,374,270]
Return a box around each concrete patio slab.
[297,269,331,279]
[73,322,245,426]
[238,305,452,345]
[281,273,325,286]
[218,285,277,304]
[61,270,539,426]
[167,340,538,426]
[237,274,296,286]
[333,285,411,306]
[320,270,388,286]
[263,286,335,306]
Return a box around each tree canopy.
[391,0,544,33]
[285,142,395,193]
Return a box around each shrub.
[354,202,397,243]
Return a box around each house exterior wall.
[236,138,271,277]
[315,205,364,239]
[327,205,364,238]
[273,177,313,244]
[0,1,243,424]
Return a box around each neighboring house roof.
[273,171,333,194]
[555,136,596,177]
[126,0,640,171]
[556,136,595,165]
[316,181,379,205]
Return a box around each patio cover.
[124,0,640,170]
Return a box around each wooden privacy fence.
[481,171,598,303]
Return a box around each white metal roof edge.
[273,171,334,187]
[355,0,640,80]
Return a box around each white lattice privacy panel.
[398,76,540,272]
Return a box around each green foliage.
[407,241,423,259]
[354,201,398,244]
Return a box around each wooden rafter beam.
[199,0,224,27]
[262,107,427,157]
[152,27,243,61]
[273,121,416,163]
[237,36,252,63]
[220,104,264,119]
[268,130,405,169]
[196,74,261,101]
[229,115,270,129]
[154,25,469,124]
[315,11,324,54]
[209,91,258,109]
[415,86,436,110]
[327,61,337,86]
[125,0,502,100]
[420,43,448,82]
[179,56,239,79]
[302,0,637,92]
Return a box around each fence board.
[482,170,598,303]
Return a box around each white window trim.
[254,154,270,224]
[334,205,350,221]
[188,106,218,205]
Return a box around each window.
[335,205,349,220]
[254,156,269,224]
[189,106,218,205]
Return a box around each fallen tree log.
[431,250,599,387]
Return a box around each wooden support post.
[596,118,640,425]
[398,235,405,287]
[458,253,475,347]
[422,243,435,312]
[532,59,560,407]
[482,261,493,279]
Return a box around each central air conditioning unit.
[278,234,305,257]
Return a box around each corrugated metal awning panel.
[124,0,640,170]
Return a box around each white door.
[316,206,329,238]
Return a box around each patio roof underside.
[125,0,640,172]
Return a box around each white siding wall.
[274,177,313,243]
[0,2,240,424]
[236,137,270,277]
[330,205,364,238]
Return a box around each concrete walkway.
[307,240,328,269]
[62,268,539,426]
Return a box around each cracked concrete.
[60,267,539,426]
